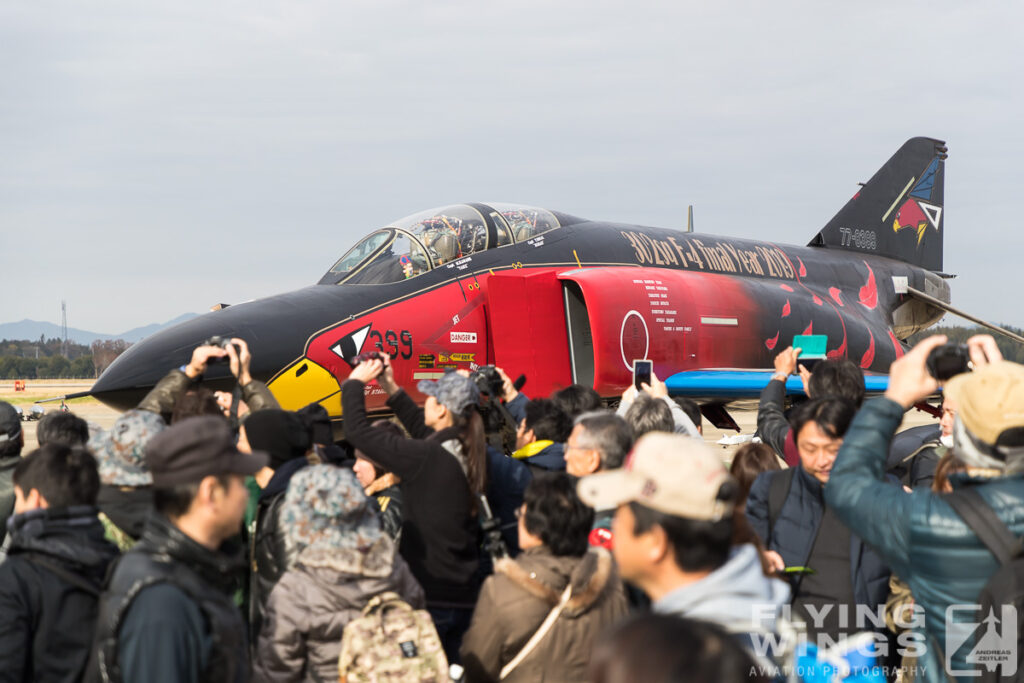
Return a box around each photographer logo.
[945,605,1017,677]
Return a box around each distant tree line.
[907,323,1024,364]
[0,336,132,379]
[3,323,1021,380]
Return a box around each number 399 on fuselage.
[90,137,951,418]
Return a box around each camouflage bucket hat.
[282,464,392,575]
[88,409,166,486]
[417,370,480,415]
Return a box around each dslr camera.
[202,336,239,364]
[471,365,505,398]
[926,343,971,381]
[345,351,383,368]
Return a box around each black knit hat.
[244,409,312,470]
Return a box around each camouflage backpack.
[338,591,448,683]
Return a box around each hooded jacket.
[460,546,628,683]
[654,544,790,650]
[825,397,1024,683]
[251,537,425,682]
[0,506,119,683]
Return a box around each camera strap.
[229,384,242,432]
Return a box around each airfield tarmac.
[1,379,937,462]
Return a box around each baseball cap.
[417,371,480,415]
[145,415,269,487]
[88,409,166,486]
[945,361,1024,448]
[0,402,21,446]
[577,432,735,521]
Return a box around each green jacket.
[137,369,279,417]
[825,397,1024,683]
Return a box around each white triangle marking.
[919,203,942,229]
[350,325,371,353]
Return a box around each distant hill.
[0,313,200,345]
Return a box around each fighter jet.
[89,137,959,424]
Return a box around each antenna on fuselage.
[686,205,694,232]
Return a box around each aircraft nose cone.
[90,289,341,411]
[90,315,251,410]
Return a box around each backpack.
[945,488,1024,682]
[338,592,449,683]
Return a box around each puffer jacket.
[251,543,424,683]
[826,397,1024,683]
[460,546,628,683]
[0,506,118,682]
[746,465,891,610]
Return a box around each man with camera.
[137,337,278,421]
[825,335,1024,681]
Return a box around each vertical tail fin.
[809,137,947,271]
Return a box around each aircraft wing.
[663,370,890,399]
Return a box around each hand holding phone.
[633,359,652,391]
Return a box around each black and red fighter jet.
[89,137,954,424]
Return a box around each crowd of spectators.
[0,331,1022,683]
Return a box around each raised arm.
[757,347,802,462]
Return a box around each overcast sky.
[1,1,1021,333]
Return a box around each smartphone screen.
[792,334,828,358]
[633,359,653,390]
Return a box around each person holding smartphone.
[614,361,701,438]
[342,355,486,665]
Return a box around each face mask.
[940,434,954,449]
[952,417,1005,472]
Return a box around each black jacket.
[746,466,891,610]
[0,506,118,683]
[368,481,404,541]
[485,446,531,555]
[0,453,19,545]
[249,457,308,642]
[342,380,480,607]
[95,485,153,542]
[886,423,943,489]
[755,378,800,467]
[89,513,249,683]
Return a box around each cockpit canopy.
[320,203,568,285]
